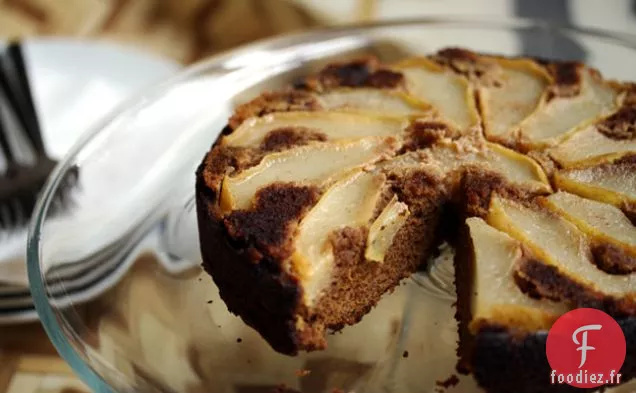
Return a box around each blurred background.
[0,0,635,64]
[0,1,634,392]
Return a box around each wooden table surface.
[0,323,89,393]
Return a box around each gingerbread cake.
[195,47,636,392]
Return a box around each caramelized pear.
[518,68,619,147]
[220,137,397,211]
[554,158,636,210]
[393,57,480,130]
[549,124,636,168]
[292,170,385,304]
[487,195,636,312]
[478,58,550,140]
[465,217,568,333]
[545,191,636,254]
[365,195,411,263]
[317,88,432,117]
[224,111,409,148]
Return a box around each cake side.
[196,174,321,354]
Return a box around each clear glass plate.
[27,18,636,393]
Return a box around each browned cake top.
[198,47,636,331]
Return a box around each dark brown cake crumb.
[453,222,478,376]
[366,69,405,88]
[395,169,445,204]
[317,57,379,89]
[432,47,501,87]
[458,168,536,219]
[618,154,636,165]
[207,300,213,304]
[597,105,636,140]
[513,268,546,301]
[311,226,371,328]
[590,241,636,274]
[545,62,583,99]
[436,374,460,389]
[302,57,404,91]
[224,184,320,261]
[624,202,636,226]
[402,350,409,358]
[237,338,242,343]
[402,121,458,152]
[260,127,328,152]
[200,144,261,193]
[517,258,636,317]
[434,47,479,63]
[229,90,321,129]
[622,82,636,106]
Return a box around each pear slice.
[365,195,411,263]
[487,196,636,301]
[518,69,619,147]
[291,170,385,305]
[317,88,432,117]
[549,124,636,168]
[392,58,480,130]
[465,217,568,333]
[479,58,550,139]
[422,139,550,192]
[380,136,550,192]
[220,137,396,212]
[545,192,636,254]
[223,111,409,148]
[483,143,551,190]
[554,160,636,208]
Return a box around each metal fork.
[0,105,30,228]
[0,41,78,230]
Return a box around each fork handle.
[2,42,46,155]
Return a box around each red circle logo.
[546,308,626,388]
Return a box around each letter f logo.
[572,324,602,368]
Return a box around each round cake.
[195,47,636,393]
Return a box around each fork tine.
[0,204,5,230]
[0,202,13,229]
[0,48,23,231]
[0,42,78,229]
[8,198,20,228]
[7,198,17,228]
[0,89,16,166]
[5,41,46,156]
[12,197,24,228]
